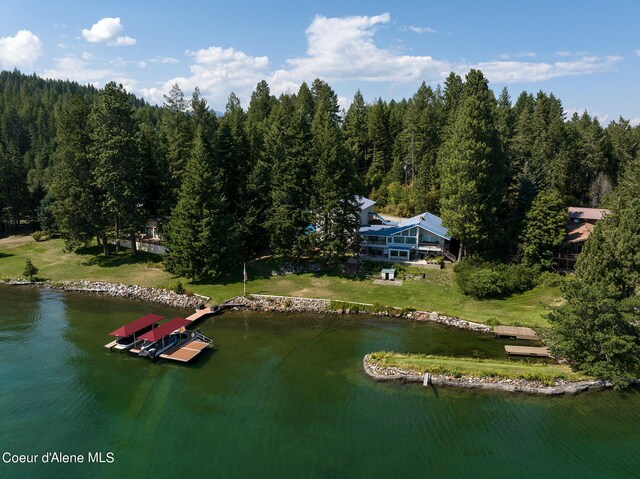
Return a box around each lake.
[1,285,639,478]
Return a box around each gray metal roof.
[357,196,376,211]
[359,211,451,240]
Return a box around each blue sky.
[1,0,638,124]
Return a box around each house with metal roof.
[357,197,455,262]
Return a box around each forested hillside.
[0,69,638,278]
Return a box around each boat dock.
[494,326,539,341]
[108,308,216,363]
[104,313,165,349]
[504,345,552,357]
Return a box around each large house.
[357,197,456,262]
[556,206,609,269]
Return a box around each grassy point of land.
[369,352,592,383]
[0,234,561,327]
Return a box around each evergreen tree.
[245,81,276,253]
[89,82,143,255]
[161,84,193,201]
[520,189,566,269]
[343,90,369,178]
[548,198,640,386]
[437,70,506,258]
[163,126,232,280]
[50,94,104,249]
[364,98,391,191]
[310,85,360,259]
[265,94,312,257]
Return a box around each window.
[393,236,405,244]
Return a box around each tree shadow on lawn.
[77,246,163,268]
[0,252,14,259]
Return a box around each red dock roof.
[138,317,190,342]
[109,313,165,337]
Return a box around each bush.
[173,281,186,294]
[23,259,39,282]
[454,259,538,299]
[31,230,46,242]
[538,271,566,288]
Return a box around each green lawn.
[369,352,591,383]
[0,234,561,327]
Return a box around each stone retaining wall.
[363,354,611,396]
[5,280,206,310]
[224,294,330,313]
[224,294,491,333]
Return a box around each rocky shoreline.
[3,280,207,310]
[363,354,612,396]
[224,294,491,333]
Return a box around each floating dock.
[494,326,539,341]
[160,336,212,363]
[108,308,216,362]
[504,345,551,357]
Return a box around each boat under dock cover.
[138,317,190,342]
[109,313,165,337]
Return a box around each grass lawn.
[0,234,561,327]
[369,352,591,383]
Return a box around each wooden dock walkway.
[504,345,551,357]
[185,306,220,323]
[104,340,118,349]
[494,326,539,341]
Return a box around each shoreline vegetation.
[0,235,560,327]
[362,353,618,396]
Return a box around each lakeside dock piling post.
[423,373,432,386]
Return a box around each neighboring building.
[357,196,456,262]
[119,218,167,255]
[556,206,609,269]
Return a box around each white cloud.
[464,55,623,83]
[0,30,42,69]
[141,46,269,106]
[635,49,640,57]
[82,51,92,60]
[269,13,451,93]
[42,55,137,89]
[407,25,452,35]
[556,50,589,57]
[82,17,136,46]
[498,52,537,60]
[138,13,626,108]
[630,118,640,127]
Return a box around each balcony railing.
[361,239,386,246]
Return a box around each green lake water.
[1,285,639,478]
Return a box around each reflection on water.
[1,285,639,478]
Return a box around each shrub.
[173,281,186,294]
[23,259,39,282]
[538,271,566,288]
[31,230,46,242]
[454,259,538,299]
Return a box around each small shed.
[381,268,396,280]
